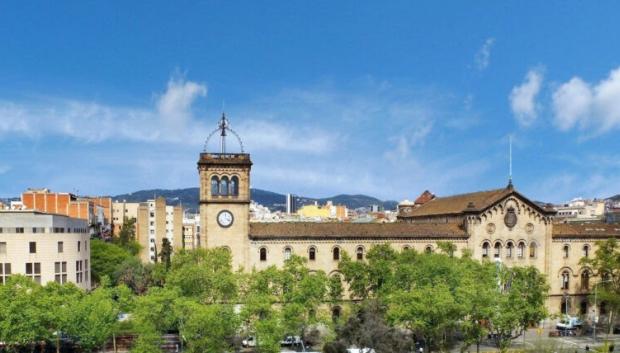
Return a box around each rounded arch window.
[308,246,317,261]
[583,244,591,258]
[284,246,292,261]
[506,242,514,258]
[494,241,501,258]
[332,246,341,261]
[424,245,433,254]
[517,241,525,258]
[331,306,341,322]
[563,244,570,258]
[230,176,239,196]
[220,176,229,196]
[402,245,411,251]
[581,270,590,290]
[482,241,490,258]
[529,242,537,258]
[259,247,267,262]
[210,176,220,196]
[561,270,570,290]
[356,246,364,261]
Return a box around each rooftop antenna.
[508,135,513,188]
[219,112,228,153]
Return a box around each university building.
[198,115,620,316]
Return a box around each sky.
[1,1,620,203]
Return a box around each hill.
[111,188,398,213]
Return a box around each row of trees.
[1,239,555,353]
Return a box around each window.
[561,271,570,290]
[482,242,490,258]
[211,176,219,196]
[506,242,514,258]
[333,247,341,261]
[308,246,316,261]
[85,260,89,282]
[76,260,83,283]
[0,242,6,255]
[29,242,36,254]
[356,246,364,261]
[563,244,569,258]
[220,176,229,196]
[581,271,590,290]
[529,242,537,258]
[77,241,81,252]
[494,242,501,258]
[54,261,67,284]
[583,245,590,258]
[0,263,11,284]
[332,306,342,322]
[517,242,525,258]
[26,262,41,284]
[259,247,267,262]
[403,245,411,251]
[284,247,292,261]
[16,227,24,233]
[231,176,239,196]
[425,245,433,254]
[57,241,63,253]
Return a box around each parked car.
[242,336,257,347]
[347,348,376,353]
[281,336,303,346]
[556,316,583,330]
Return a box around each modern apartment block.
[182,213,201,250]
[21,189,113,228]
[136,197,183,263]
[111,201,140,234]
[0,210,91,290]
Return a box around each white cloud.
[0,165,10,175]
[475,38,495,71]
[552,67,620,135]
[509,68,544,127]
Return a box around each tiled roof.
[249,222,467,240]
[414,190,436,205]
[401,188,512,217]
[552,223,620,238]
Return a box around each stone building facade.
[196,119,620,317]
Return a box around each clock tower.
[198,114,252,269]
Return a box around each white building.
[555,198,606,222]
[0,210,91,289]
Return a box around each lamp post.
[592,279,612,341]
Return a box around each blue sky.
[1,1,620,202]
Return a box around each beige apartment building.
[0,210,91,290]
[195,115,620,318]
[112,201,140,234]
[135,197,183,263]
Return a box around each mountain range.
[111,187,399,213]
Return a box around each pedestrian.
[586,345,590,351]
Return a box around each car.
[281,336,303,346]
[347,348,376,353]
[242,336,257,347]
[556,316,583,330]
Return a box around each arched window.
[583,245,590,258]
[529,242,537,258]
[356,246,364,261]
[211,176,219,196]
[332,306,341,322]
[581,270,590,290]
[230,176,239,196]
[563,244,570,258]
[284,246,292,261]
[482,242,490,258]
[580,300,588,315]
[517,242,525,258]
[259,247,267,262]
[561,271,570,290]
[403,245,411,251]
[220,176,229,196]
[506,242,514,258]
[425,245,433,254]
[308,246,316,261]
[333,247,341,261]
[494,242,501,258]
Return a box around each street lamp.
[592,279,612,341]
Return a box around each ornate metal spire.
[203,112,245,153]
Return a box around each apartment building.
[0,210,91,290]
[136,197,183,263]
[111,201,140,234]
[182,213,201,250]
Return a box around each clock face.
[217,210,234,228]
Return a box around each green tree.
[91,239,134,284]
[64,283,120,352]
[131,286,180,353]
[176,300,239,353]
[437,241,457,257]
[581,238,620,334]
[159,238,173,270]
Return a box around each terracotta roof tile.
[414,190,436,205]
[402,188,512,217]
[552,223,620,238]
[249,222,467,240]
